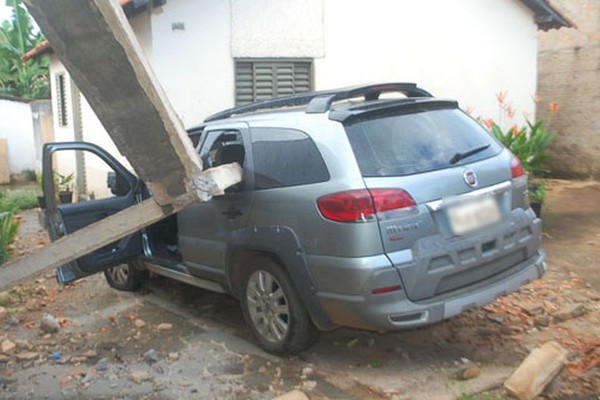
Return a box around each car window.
[344,109,502,177]
[251,128,329,190]
[198,130,245,169]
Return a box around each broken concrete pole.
[24,0,202,205]
[504,341,569,400]
[0,163,241,292]
[273,390,310,400]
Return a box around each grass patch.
[0,185,38,265]
[0,186,38,212]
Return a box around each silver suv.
[43,83,545,355]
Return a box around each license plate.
[447,196,501,235]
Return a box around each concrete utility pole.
[0,0,241,291]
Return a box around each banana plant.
[0,0,49,99]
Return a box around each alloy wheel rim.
[246,270,290,343]
[107,265,129,285]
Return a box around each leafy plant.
[0,0,50,99]
[529,181,547,203]
[0,210,18,264]
[57,172,74,193]
[491,120,556,177]
[0,188,37,211]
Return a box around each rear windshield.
[345,108,502,177]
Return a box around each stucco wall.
[316,0,538,127]
[538,0,600,179]
[0,97,36,175]
[150,0,233,128]
[151,0,538,128]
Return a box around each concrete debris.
[504,341,568,400]
[553,304,587,323]
[533,315,550,327]
[128,370,151,384]
[521,303,544,317]
[16,352,39,361]
[143,349,159,364]
[84,350,97,358]
[134,319,146,328]
[14,339,31,350]
[1,340,16,354]
[301,380,317,391]
[40,314,60,333]
[95,358,108,372]
[157,323,173,331]
[301,366,314,378]
[273,390,310,400]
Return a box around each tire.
[103,260,148,291]
[240,256,319,355]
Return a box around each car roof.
[188,83,459,134]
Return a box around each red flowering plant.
[479,93,557,204]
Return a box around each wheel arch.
[225,226,335,330]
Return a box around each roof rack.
[204,82,432,122]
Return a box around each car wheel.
[240,256,319,355]
[103,260,148,291]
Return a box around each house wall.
[0,97,36,177]
[150,0,233,128]
[316,0,538,127]
[538,0,600,179]
[151,0,538,128]
[49,55,78,182]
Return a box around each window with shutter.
[56,73,68,127]
[235,59,312,106]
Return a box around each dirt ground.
[0,179,599,399]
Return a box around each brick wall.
[537,0,600,179]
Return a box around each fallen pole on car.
[0,0,241,291]
[0,163,242,292]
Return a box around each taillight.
[510,156,525,178]
[317,189,416,223]
[370,189,416,212]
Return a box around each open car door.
[42,142,144,284]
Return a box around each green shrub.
[491,119,555,177]
[0,190,38,212]
[0,211,18,265]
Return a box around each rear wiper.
[449,144,490,165]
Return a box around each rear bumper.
[315,250,545,331]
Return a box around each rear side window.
[345,109,502,177]
[251,128,329,190]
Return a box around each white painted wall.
[231,0,324,58]
[0,98,36,174]
[150,0,233,127]
[315,0,538,128]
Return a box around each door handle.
[222,207,242,220]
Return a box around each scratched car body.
[43,83,546,355]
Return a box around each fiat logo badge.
[463,169,478,188]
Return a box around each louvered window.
[56,73,68,127]
[235,59,312,106]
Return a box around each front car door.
[42,142,143,284]
[177,124,253,282]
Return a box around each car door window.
[198,130,246,192]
